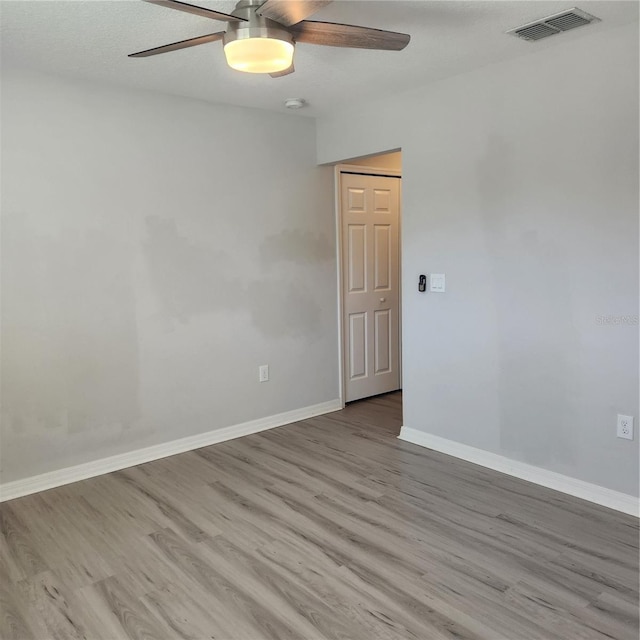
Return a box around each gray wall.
[318,21,639,496]
[1,68,338,483]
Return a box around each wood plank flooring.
[1,392,638,639]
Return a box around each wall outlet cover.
[616,414,634,440]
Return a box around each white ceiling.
[1,0,638,117]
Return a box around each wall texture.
[318,21,639,497]
[1,69,338,483]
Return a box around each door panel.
[374,309,391,374]
[347,187,366,212]
[348,225,367,292]
[374,224,391,290]
[373,188,392,213]
[341,173,400,402]
[349,312,367,379]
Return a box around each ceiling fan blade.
[270,63,295,78]
[142,0,246,22]
[257,0,331,27]
[128,31,225,57]
[290,20,410,51]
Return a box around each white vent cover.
[508,8,600,42]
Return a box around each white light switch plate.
[430,273,446,293]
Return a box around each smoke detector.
[508,7,600,42]
[284,98,306,109]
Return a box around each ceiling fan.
[129,0,411,77]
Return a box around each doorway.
[335,151,402,405]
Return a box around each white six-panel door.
[341,173,400,402]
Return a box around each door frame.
[334,163,403,407]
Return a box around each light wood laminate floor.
[1,392,638,640]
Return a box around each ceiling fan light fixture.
[223,15,295,74]
[224,36,294,73]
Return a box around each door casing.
[334,164,402,407]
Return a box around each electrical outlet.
[617,414,634,440]
[259,365,269,383]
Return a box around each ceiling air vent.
[508,8,600,42]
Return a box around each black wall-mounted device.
[418,275,427,292]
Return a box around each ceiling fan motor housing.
[224,0,295,49]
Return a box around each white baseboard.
[398,427,639,518]
[0,399,342,503]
